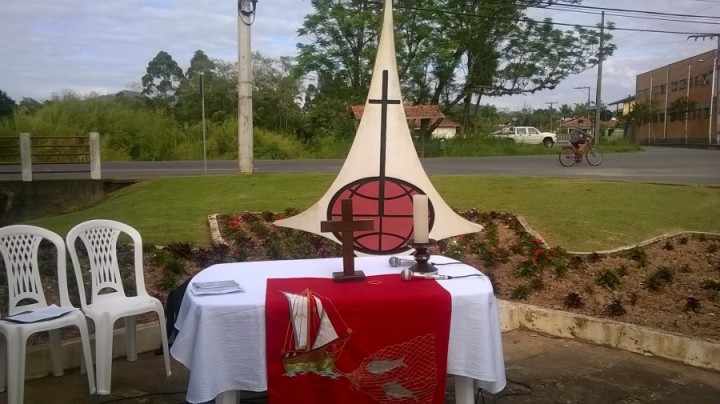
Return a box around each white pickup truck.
[491,126,557,147]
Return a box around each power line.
[388,3,717,36]
[529,1,720,20]
[548,6,720,26]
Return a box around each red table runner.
[265,274,452,404]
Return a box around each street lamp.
[573,86,592,126]
[573,86,591,108]
[200,72,207,175]
[239,0,257,18]
[686,59,703,144]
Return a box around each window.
[660,84,667,94]
[659,113,665,122]
[679,79,687,90]
[652,86,660,96]
[516,128,527,135]
[527,128,539,134]
[671,81,678,91]
[705,108,710,118]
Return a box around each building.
[350,104,460,139]
[607,94,635,116]
[635,49,716,144]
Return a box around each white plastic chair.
[66,219,171,395]
[0,225,96,403]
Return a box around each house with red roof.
[350,104,461,139]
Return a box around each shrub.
[628,247,647,267]
[685,297,701,313]
[700,279,720,291]
[597,269,622,290]
[606,298,626,316]
[166,242,194,261]
[644,266,675,291]
[510,285,531,300]
[563,292,584,308]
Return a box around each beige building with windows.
[635,49,716,144]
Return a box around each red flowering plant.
[514,236,564,277]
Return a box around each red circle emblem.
[327,177,434,255]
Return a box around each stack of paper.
[2,304,78,323]
[191,280,244,295]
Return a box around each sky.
[1,0,719,111]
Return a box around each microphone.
[389,257,415,267]
[400,268,451,281]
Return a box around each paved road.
[2,147,718,185]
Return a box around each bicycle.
[559,136,603,167]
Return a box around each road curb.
[498,300,719,372]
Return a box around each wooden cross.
[321,199,374,282]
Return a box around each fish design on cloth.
[265,274,452,403]
[274,0,481,255]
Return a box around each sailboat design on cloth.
[281,289,350,376]
[275,0,481,255]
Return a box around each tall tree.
[0,90,16,117]
[253,53,303,133]
[141,51,185,108]
[295,0,614,129]
[185,50,216,79]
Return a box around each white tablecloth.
[170,255,506,403]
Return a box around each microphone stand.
[408,239,437,274]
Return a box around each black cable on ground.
[476,378,533,404]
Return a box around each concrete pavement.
[10,329,720,404]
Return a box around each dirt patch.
[436,212,720,343]
[203,210,720,344]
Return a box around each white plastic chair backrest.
[66,220,148,307]
[0,225,71,317]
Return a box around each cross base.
[333,270,367,283]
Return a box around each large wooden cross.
[321,199,374,282]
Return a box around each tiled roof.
[560,118,617,128]
[350,104,446,120]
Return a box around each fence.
[0,132,101,182]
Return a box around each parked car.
[491,126,557,147]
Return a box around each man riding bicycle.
[569,124,587,162]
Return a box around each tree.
[17,97,42,114]
[667,96,696,121]
[559,104,574,118]
[252,54,304,133]
[295,0,614,131]
[141,51,185,108]
[174,50,222,123]
[185,50,215,79]
[0,90,16,117]
[620,99,658,130]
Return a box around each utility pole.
[593,11,605,147]
[689,33,720,144]
[545,102,557,132]
[238,0,257,173]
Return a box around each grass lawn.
[29,174,720,252]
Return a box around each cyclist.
[569,125,586,162]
